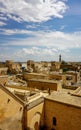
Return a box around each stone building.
[48,73,66,85]
[48,73,75,87]
[50,62,61,72]
[44,91,81,130]
[27,61,50,74]
[0,67,8,75]
[6,60,21,74]
[65,74,75,86]
[66,71,80,83]
[0,63,81,130]
[0,84,47,130]
[27,60,35,68]
[0,62,6,68]
[0,84,24,130]
[0,75,8,85]
[23,73,48,81]
[27,79,62,91]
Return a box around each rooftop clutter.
[0,59,81,130]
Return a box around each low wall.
[27,79,61,91]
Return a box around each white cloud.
[1,28,81,50]
[0,21,6,26]
[0,46,59,61]
[0,28,81,61]
[0,28,33,35]
[0,16,7,21]
[21,47,58,55]
[0,0,67,22]
[26,24,41,29]
[0,45,80,62]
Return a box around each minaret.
[59,54,61,62]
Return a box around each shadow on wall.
[0,111,23,130]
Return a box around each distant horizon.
[0,0,81,61]
[1,59,81,63]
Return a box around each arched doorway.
[30,112,42,130]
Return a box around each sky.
[0,0,81,62]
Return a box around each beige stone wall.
[44,99,81,130]
[48,74,66,84]
[65,74,75,85]
[0,67,8,75]
[0,87,23,130]
[26,102,44,130]
[51,62,61,71]
[23,73,48,80]
[27,79,61,91]
[0,76,8,85]
[6,84,28,90]
[48,74,62,80]
[66,72,80,83]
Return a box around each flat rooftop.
[7,80,26,86]
[71,87,81,97]
[7,87,29,94]
[24,72,47,76]
[7,86,48,104]
[28,78,61,83]
[0,75,8,78]
[45,91,81,108]
[66,71,79,74]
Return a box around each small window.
[53,117,56,126]
[7,98,10,103]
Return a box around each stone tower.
[59,54,61,62]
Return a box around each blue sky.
[0,0,81,62]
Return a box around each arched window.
[53,117,56,126]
